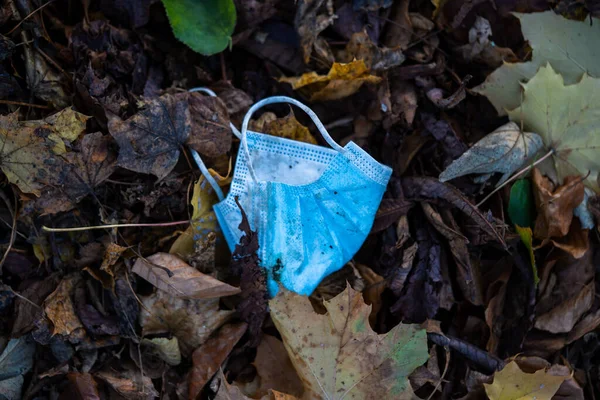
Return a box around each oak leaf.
[269,285,428,399]
[132,253,240,299]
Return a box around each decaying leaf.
[65,373,101,400]
[132,252,240,299]
[253,110,317,144]
[474,12,600,115]
[439,122,543,187]
[213,370,296,400]
[139,288,233,356]
[43,274,85,338]
[141,337,181,366]
[189,323,247,400]
[269,285,428,399]
[532,168,584,239]
[295,0,336,64]
[337,31,405,71]
[0,109,88,196]
[454,16,516,68]
[0,337,36,400]
[534,281,594,334]
[484,360,567,400]
[279,60,382,102]
[508,64,600,192]
[109,93,190,180]
[96,367,159,400]
[187,92,233,157]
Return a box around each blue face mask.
[189,90,392,296]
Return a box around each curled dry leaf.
[534,281,594,334]
[65,372,101,400]
[439,122,543,187]
[269,285,429,399]
[261,111,317,144]
[187,92,233,158]
[279,60,382,102]
[532,168,584,239]
[295,0,336,64]
[96,367,159,400]
[139,288,234,356]
[337,31,405,71]
[189,323,247,400]
[132,253,240,299]
[508,64,600,192]
[213,370,296,400]
[484,360,567,400]
[109,92,190,180]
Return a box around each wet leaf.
[508,64,600,192]
[139,288,233,356]
[280,60,382,102]
[96,367,159,400]
[484,360,566,400]
[109,93,190,180]
[269,285,429,399]
[0,337,35,400]
[474,12,600,115]
[132,252,240,298]
[439,122,543,187]
[162,0,236,55]
[532,168,584,239]
[189,323,247,399]
[0,109,88,196]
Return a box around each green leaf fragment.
[162,0,236,56]
[508,179,534,228]
[515,225,539,285]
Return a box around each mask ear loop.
[240,96,346,183]
[187,87,242,201]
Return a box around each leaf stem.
[476,148,555,208]
[42,220,189,233]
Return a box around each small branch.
[476,148,555,208]
[0,100,50,109]
[0,190,17,274]
[42,220,189,233]
[4,0,56,35]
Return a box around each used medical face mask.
[189,88,392,296]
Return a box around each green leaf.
[474,11,600,115]
[508,179,534,228]
[507,64,600,192]
[162,0,236,56]
[515,225,539,285]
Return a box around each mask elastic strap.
[240,96,345,183]
[187,87,242,201]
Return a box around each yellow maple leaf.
[279,60,382,102]
[484,361,567,400]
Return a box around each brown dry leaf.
[12,277,59,336]
[132,253,240,299]
[189,323,248,400]
[484,360,568,400]
[0,109,88,196]
[43,274,85,338]
[99,243,128,289]
[66,372,101,400]
[548,220,589,259]
[187,92,233,158]
[109,92,190,180]
[295,0,336,64]
[263,111,317,144]
[252,334,304,399]
[338,31,405,71]
[354,263,385,326]
[532,168,585,239]
[139,288,233,356]
[96,367,159,400]
[534,281,594,334]
[270,285,429,399]
[213,370,298,400]
[279,60,382,102]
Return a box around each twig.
[475,148,555,208]
[427,348,450,400]
[0,99,50,109]
[0,190,17,274]
[4,0,56,35]
[42,220,189,232]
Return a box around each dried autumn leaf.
[484,360,567,400]
[337,31,405,71]
[187,92,233,157]
[280,60,382,102]
[0,109,88,195]
[189,323,247,400]
[66,373,101,400]
[508,64,600,192]
[534,280,594,334]
[0,337,36,400]
[139,288,233,356]
[532,168,584,239]
[213,370,297,400]
[439,122,543,187]
[262,111,317,144]
[43,274,85,338]
[133,253,239,299]
[109,92,190,180]
[474,12,600,115]
[96,367,159,400]
[141,337,181,366]
[269,285,428,399]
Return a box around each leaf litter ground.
[0,1,599,400]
